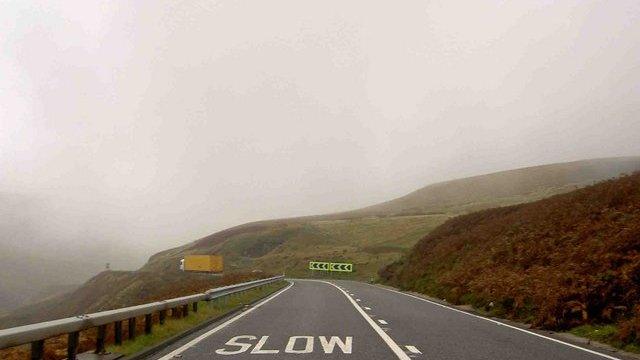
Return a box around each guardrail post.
[31,339,44,360]
[0,276,282,356]
[95,325,107,354]
[145,314,152,334]
[128,317,136,340]
[67,331,79,360]
[115,320,123,345]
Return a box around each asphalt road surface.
[150,279,627,360]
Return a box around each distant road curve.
[149,279,627,360]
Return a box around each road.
[150,279,626,360]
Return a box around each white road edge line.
[405,345,422,354]
[370,284,621,360]
[315,280,411,360]
[156,281,294,360]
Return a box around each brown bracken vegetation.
[380,172,640,346]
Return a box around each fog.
[1,0,639,274]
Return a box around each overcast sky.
[1,0,639,269]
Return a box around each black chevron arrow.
[310,261,331,271]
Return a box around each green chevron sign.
[309,261,330,271]
[330,262,353,272]
[309,261,353,272]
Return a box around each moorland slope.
[381,172,640,346]
[3,157,639,328]
[143,157,640,278]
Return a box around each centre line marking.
[378,319,388,325]
[314,280,411,360]
[405,345,422,354]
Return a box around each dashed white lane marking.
[369,284,622,360]
[356,299,362,302]
[315,281,411,360]
[364,307,371,310]
[378,319,388,325]
[156,282,294,360]
[405,345,421,354]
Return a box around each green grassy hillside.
[216,215,446,278]
[144,157,640,279]
[143,215,449,279]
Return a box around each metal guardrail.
[0,275,285,359]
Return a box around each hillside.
[2,157,639,328]
[0,271,262,329]
[142,157,640,277]
[0,195,109,313]
[0,249,94,312]
[340,156,640,217]
[380,172,640,346]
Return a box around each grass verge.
[568,324,640,354]
[106,281,287,356]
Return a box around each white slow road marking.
[156,282,294,360]
[405,345,422,354]
[316,280,411,360]
[378,319,388,325]
[370,284,622,360]
[214,335,353,355]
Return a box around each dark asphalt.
[149,279,626,360]
[334,280,625,360]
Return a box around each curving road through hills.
[149,279,627,360]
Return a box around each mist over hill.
[2,0,640,337]
[340,157,640,217]
[0,193,146,312]
[0,249,85,313]
[3,157,639,327]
